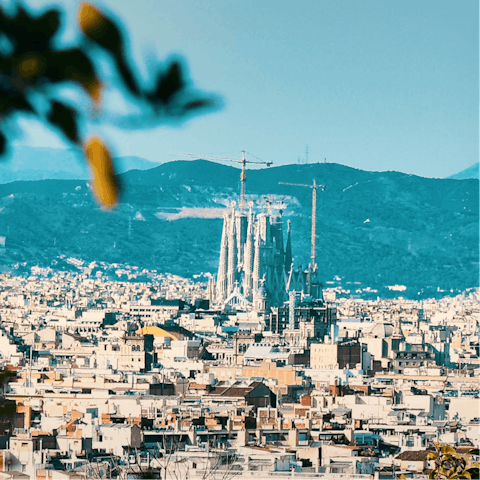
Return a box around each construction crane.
[170,150,272,210]
[279,179,325,270]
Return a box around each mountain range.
[0,146,160,183]
[447,162,479,180]
[0,157,477,298]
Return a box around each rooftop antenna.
[278,179,326,271]
[169,150,272,210]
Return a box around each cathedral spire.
[227,203,238,296]
[215,199,298,309]
[207,275,215,305]
[285,219,292,273]
[215,213,229,302]
[242,202,255,300]
[252,221,261,295]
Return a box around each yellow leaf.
[78,4,105,37]
[84,77,102,105]
[84,137,118,208]
[441,445,457,456]
[78,3,122,56]
[18,54,44,79]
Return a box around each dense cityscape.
[0,0,477,477]
[0,200,478,479]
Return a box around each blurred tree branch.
[0,1,219,207]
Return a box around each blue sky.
[15,0,479,178]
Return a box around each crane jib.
[169,150,273,210]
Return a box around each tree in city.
[0,1,217,207]
[425,444,479,479]
[0,367,14,398]
[0,367,16,431]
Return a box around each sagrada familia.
[213,201,320,309]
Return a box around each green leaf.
[153,62,184,105]
[0,6,59,52]
[47,49,94,81]
[0,131,7,156]
[35,9,61,42]
[428,452,438,460]
[46,49,101,102]
[469,466,479,474]
[115,57,139,96]
[9,6,33,38]
[0,403,16,415]
[467,449,479,456]
[183,99,215,113]
[47,101,79,144]
[0,91,34,115]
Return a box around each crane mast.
[170,150,272,210]
[279,179,325,270]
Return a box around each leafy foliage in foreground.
[427,444,479,479]
[0,367,15,415]
[0,367,13,384]
[0,1,216,207]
